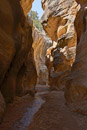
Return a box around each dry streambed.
[0,85,87,130]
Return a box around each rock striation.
[65,0,87,102]
[41,0,79,90]
[20,0,34,15]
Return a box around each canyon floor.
[0,85,87,130]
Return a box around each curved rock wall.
[20,0,34,15]
[0,92,5,123]
[32,28,52,85]
[41,0,79,90]
[0,0,37,122]
[65,0,87,102]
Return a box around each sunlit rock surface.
[20,0,34,15]
[32,27,52,85]
[41,0,79,90]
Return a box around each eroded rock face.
[41,0,78,90]
[16,48,37,97]
[41,0,78,42]
[0,0,35,103]
[32,28,52,85]
[65,0,87,102]
[0,92,5,123]
[0,0,37,122]
[20,0,34,15]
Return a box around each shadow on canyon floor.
[0,84,87,130]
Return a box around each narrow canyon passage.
[28,86,87,130]
[0,84,87,130]
[1,0,87,130]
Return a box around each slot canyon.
[0,0,87,129]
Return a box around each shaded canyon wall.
[65,0,87,102]
[0,0,37,122]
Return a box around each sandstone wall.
[0,0,37,122]
[20,0,34,15]
[32,28,52,85]
[41,0,79,90]
[65,0,87,102]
